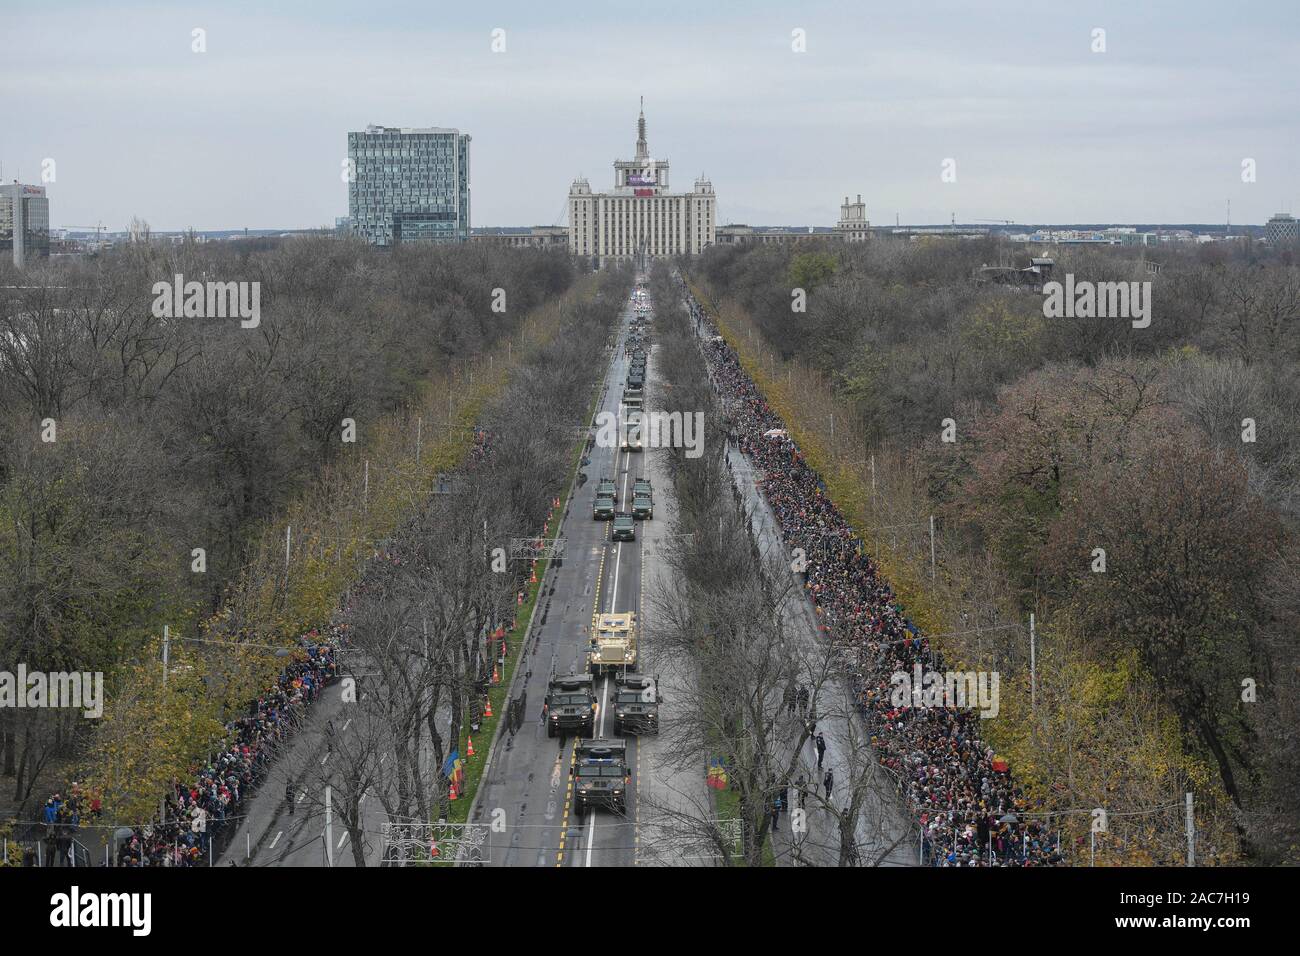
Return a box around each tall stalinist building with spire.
[567,100,716,265]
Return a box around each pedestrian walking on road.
[783,684,796,718]
[795,774,808,810]
[285,783,295,815]
[823,769,834,801]
[797,685,810,717]
[815,732,827,769]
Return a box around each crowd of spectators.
[114,640,339,867]
[683,281,1062,866]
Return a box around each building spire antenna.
[636,97,648,161]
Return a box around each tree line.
[0,235,580,819]
[691,237,1300,863]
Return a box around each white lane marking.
[269,831,283,850]
[342,718,352,732]
[320,753,329,765]
[338,831,349,849]
[610,447,626,609]
[380,752,388,765]
[296,790,306,803]
[598,674,609,737]
[585,808,597,867]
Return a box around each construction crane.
[67,222,107,238]
[65,223,109,251]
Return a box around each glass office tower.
[0,183,51,268]
[347,125,471,247]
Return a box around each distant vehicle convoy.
[560,284,660,826]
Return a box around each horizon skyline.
[4,0,1298,233]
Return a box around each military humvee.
[613,674,661,736]
[544,674,596,739]
[572,738,630,814]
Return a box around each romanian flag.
[706,758,728,790]
[443,752,464,788]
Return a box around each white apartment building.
[568,102,715,265]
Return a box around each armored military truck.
[588,612,637,676]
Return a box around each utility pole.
[870,453,876,495]
[161,625,170,687]
[416,416,422,459]
[325,785,334,867]
[1029,613,1037,713]
[929,515,936,579]
[363,460,369,509]
[285,525,291,570]
[1185,792,1195,866]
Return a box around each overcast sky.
[4,0,1298,231]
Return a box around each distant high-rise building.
[347,124,471,247]
[836,194,870,242]
[0,182,50,268]
[568,101,716,265]
[1265,212,1298,244]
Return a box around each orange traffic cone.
[485,696,494,717]
[449,780,458,801]
[517,591,524,606]
[530,567,538,584]
[429,840,440,858]
[492,664,501,684]
[467,736,476,758]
